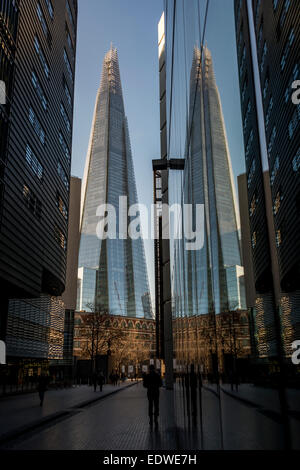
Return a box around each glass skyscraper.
[77,47,152,319]
[172,46,246,320]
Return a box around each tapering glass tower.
[77,47,152,319]
[173,46,246,317]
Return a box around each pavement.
[1,381,299,450]
[0,380,137,445]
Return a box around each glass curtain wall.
[163,0,299,450]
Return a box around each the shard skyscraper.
[77,47,152,319]
[173,46,246,317]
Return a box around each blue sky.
[71,0,245,302]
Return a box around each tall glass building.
[172,46,246,322]
[77,47,152,319]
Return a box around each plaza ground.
[0,381,299,450]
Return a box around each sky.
[71,0,246,304]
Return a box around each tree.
[78,303,124,379]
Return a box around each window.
[29,107,46,144]
[57,161,69,190]
[32,71,48,110]
[280,28,294,71]
[273,190,283,215]
[56,192,68,220]
[66,0,75,33]
[37,3,51,46]
[279,0,291,29]
[45,0,54,19]
[66,24,75,62]
[34,36,49,78]
[60,102,71,134]
[276,229,282,247]
[265,96,273,128]
[63,48,73,83]
[54,225,67,250]
[270,155,280,185]
[273,0,279,11]
[63,76,72,107]
[263,71,269,99]
[268,126,276,156]
[248,158,256,188]
[250,193,257,217]
[251,231,257,249]
[292,147,300,172]
[25,145,43,179]
[59,131,70,162]
[23,185,42,219]
[288,106,300,139]
[260,41,267,73]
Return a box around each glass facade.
[78,47,152,319]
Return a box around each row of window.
[37,2,52,47]
[288,105,300,139]
[29,106,45,145]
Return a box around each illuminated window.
[23,185,42,219]
[247,158,256,188]
[54,225,67,251]
[56,192,68,220]
[250,193,257,217]
[273,190,283,215]
[265,96,273,128]
[276,229,282,247]
[59,131,70,162]
[288,106,300,139]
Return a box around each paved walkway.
[0,381,137,442]
[1,382,299,450]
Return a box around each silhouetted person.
[37,374,48,406]
[143,365,162,427]
[92,371,98,392]
[98,371,105,392]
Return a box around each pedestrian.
[92,371,98,392]
[37,374,48,406]
[98,371,105,392]
[143,365,162,428]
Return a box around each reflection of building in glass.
[77,47,152,319]
[235,0,300,361]
[7,296,65,360]
[172,46,246,323]
[73,313,156,381]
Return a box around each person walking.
[143,365,162,427]
[37,374,48,406]
[98,371,105,392]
